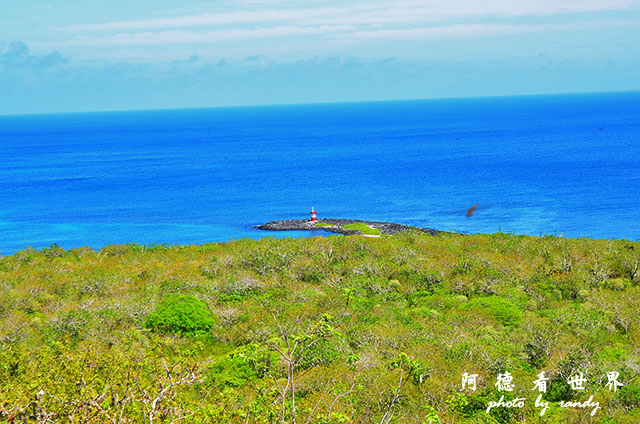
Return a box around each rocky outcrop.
[255,218,441,236]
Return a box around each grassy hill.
[0,231,639,423]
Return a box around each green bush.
[53,309,91,339]
[145,294,214,335]
[209,353,260,387]
[298,338,341,369]
[315,222,333,228]
[619,384,640,410]
[342,223,382,236]
[463,296,523,326]
[448,388,521,424]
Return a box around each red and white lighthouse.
[310,207,317,222]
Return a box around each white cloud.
[62,25,356,46]
[347,24,540,41]
[53,8,348,31]
[41,0,640,60]
[55,19,640,48]
[53,0,640,32]
[297,0,640,26]
[345,20,640,41]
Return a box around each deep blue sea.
[1,92,639,254]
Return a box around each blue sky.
[2,0,640,114]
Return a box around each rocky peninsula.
[256,218,441,236]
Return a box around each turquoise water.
[1,92,639,254]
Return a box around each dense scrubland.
[0,231,639,423]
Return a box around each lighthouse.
[310,207,317,222]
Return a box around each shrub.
[209,347,263,387]
[41,243,66,258]
[448,388,521,423]
[463,296,523,326]
[53,309,91,339]
[342,223,382,236]
[145,294,214,335]
[297,338,341,369]
[619,384,640,411]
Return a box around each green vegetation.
[315,222,333,228]
[0,232,639,423]
[463,296,522,326]
[145,293,214,335]
[343,222,382,235]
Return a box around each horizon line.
[1,88,639,118]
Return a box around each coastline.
[256,218,442,236]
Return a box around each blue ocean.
[1,92,639,254]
